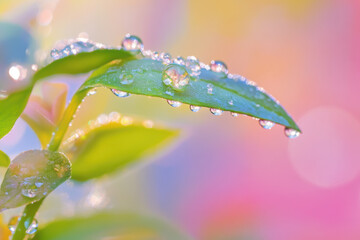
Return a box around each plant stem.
[12,199,43,240]
[12,89,89,240]
[48,90,88,151]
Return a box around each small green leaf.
[62,123,178,181]
[33,212,191,240]
[0,49,133,140]
[0,87,32,139]
[0,150,71,211]
[0,150,10,167]
[81,59,301,131]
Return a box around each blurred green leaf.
[0,49,133,140]
[82,59,301,131]
[0,151,10,168]
[33,212,191,240]
[63,123,179,181]
[0,150,71,211]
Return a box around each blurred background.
[1,0,360,239]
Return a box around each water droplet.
[21,188,37,198]
[8,216,19,233]
[162,64,190,91]
[165,90,174,96]
[207,84,214,95]
[160,52,172,64]
[231,112,239,117]
[210,60,228,74]
[9,64,27,81]
[111,89,130,98]
[173,56,185,65]
[50,49,60,60]
[167,100,182,107]
[60,46,72,57]
[121,34,143,53]
[210,108,223,116]
[259,119,275,129]
[119,73,134,85]
[190,105,201,112]
[284,128,300,138]
[151,51,160,60]
[87,89,97,96]
[25,218,38,234]
[70,40,95,54]
[142,49,152,58]
[185,56,201,76]
[228,99,234,105]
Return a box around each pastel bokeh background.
[1,0,360,239]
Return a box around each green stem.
[48,90,88,151]
[12,89,89,240]
[12,199,43,240]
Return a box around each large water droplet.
[190,105,201,112]
[21,188,37,198]
[210,108,223,116]
[284,128,300,138]
[259,119,275,129]
[210,60,228,74]
[162,64,190,91]
[8,216,19,233]
[121,34,143,53]
[119,73,134,85]
[185,56,201,76]
[9,64,27,81]
[111,89,130,98]
[167,100,182,107]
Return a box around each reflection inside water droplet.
[121,34,143,53]
[210,60,228,74]
[162,64,190,91]
[185,56,201,76]
[210,108,223,116]
[284,128,300,138]
[167,100,182,108]
[259,119,275,130]
[190,105,201,112]
[111,89,130,98]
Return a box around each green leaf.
[0,150,10,167]
[62,123,179,181]
[81,59,301,132]
[0,49,133,140]
[33,212,191,240]
[0,150,71,211]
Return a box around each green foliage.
[82,58,300,131]
[0,150,10,168]
[0,49,133,140]
[0,150,71,211]
[64,123,179,181]
[33,212,191,240]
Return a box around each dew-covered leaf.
[0,151,10,168]
[33,212,191,240]
[0,49,133,140]
[0,150,71,211]
[81,59,301,132]
[62,123,179,181]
